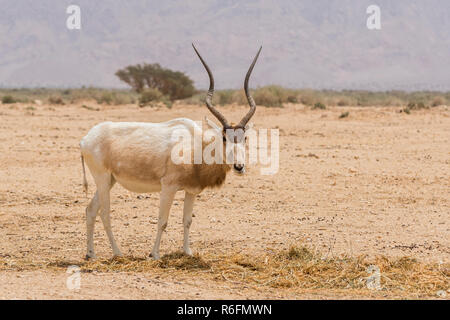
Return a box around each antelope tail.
[81,155,88,197]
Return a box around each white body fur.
[80,118,235,259]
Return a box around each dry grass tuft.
[46,252,211,273]
[286,245,316,261]
[1,244,448,298]
[156,252,211,270]
[231,255,264,271]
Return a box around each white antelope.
[80,44,262,259]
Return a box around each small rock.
[436,290,447,298]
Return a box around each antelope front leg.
[183,192,195,256]
[151,185,177,260]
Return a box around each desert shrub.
[286,245,315,261]
[182,92,205,105]
[402,107,411,114]
[231,89,247,105]
[408,102,428,110]
[253,90,280,107]
[387,98,403,107]
[112,94,134,105]
[312,102,326,110]
[418,102,427,109]
[407,102,416,109]
[300,96,314,106]
[297,90,316,106]
[96,92,114,105]
[139,88,163,106]
[48,96,65,105]
[116,63,195,100]
[252,86,287,107]
[286,94,298,103]
[183,89,251,106]
[431,97,444,107]
[93,90,136,105]
[138,88,172,108]
[354,92,371,106]
[2,95,16,104]
[339,111,350,119]
[216,90,234,106]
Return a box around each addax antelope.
[80,44,262,259]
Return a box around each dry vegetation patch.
[1,245,447,297]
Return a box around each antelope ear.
[245,122,254,131]
[204,116,221,131]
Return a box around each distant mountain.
[0,0,449,90]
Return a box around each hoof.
[85,254,96,261]
[184,248,193,256]
[149,252,160,260]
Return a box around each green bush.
[112,94,134,105]
[417,102,427,109]
[48,96,65,105]
[253,90,280,107]
[116,63,195,100]
[2,95,16,104]
[138,88,172,108]
[339,111,350,119]
[182,92,205,105]
[312,102,326,110]
[337,98,350,106]
[252,86,287,107]
[216,90,234,106]
[96,92,114,105]
[286,95,298,103]
[407,102,428,110]
[94,90,136,105]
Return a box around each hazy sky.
[0,0,449,90]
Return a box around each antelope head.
[193,44,262,174]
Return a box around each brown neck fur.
[176,129,232,191]
[193,162,231,190]
[190,136,231,190]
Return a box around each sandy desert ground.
[0,102,448,299]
